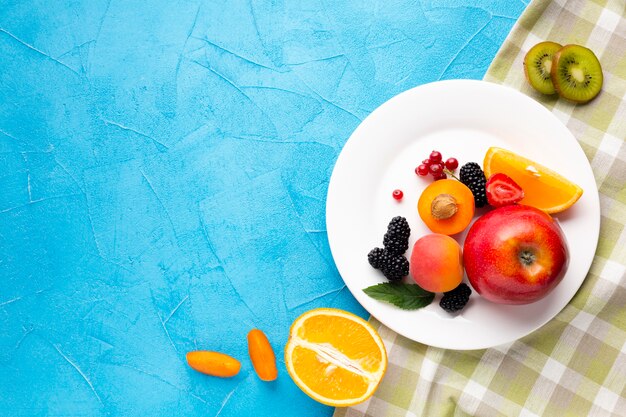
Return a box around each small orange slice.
[483,147,583,213]
[284,308,387,407]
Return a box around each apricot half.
[409,234,463,293]
[418,179,475,235]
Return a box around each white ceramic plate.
[326,80,600,350]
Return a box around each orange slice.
[284,308,387,407]
[483,147,583,213]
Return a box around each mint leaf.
[363,283,435,310]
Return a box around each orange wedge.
[483,147,583,213]
[284,308,387,407]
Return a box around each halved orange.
[483,147,583,213]
[284,308,387,407]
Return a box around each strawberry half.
[485,173,524,207]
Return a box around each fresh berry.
[416,164,429,176]
[379,251,409,281]
[418,152,460,181]
[367,247,409,281]
[392,189,404,200]
[439,283,472,313]
[383,234,409,255]
[429,150,442,163]
[429,164,443,176]
[385,216,411,240]
[383,216,411,255]
[459,162,488,208]
[367,247,386,269]
[445,158,459,170]
[418,151,460,182]
[485,173,524,207]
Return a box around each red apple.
[463,205,568,304]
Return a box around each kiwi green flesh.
[524,42,562,95]
[551,45,603,103]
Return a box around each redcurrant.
[445,158,458,170]
[392,189,403,200]
[429,151,442,163]
[429,164,442,175]
[416,164,429,176]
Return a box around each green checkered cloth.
[334,0,626,416]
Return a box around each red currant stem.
[444,169,460,181]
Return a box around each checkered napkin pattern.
[334,0,626,416]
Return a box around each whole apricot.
[409,234,463,293]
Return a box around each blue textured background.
[0,1,527,416]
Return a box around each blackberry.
[385,216,411,240]
[383,234,409,255]
[379,251,409,281]
[367,248,409,281]
[367,247,385,269]
[460,162,488,208]
[367,216,411,281]
[383,216,411,255]
[439,283,472,313]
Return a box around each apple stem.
[519,250,536,266]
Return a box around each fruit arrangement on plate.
[364,146,583,313]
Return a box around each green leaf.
[363,282,435,310]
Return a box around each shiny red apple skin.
[463,205,568,305]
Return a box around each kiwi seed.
[550,44,603,103]
[523,41,562,95]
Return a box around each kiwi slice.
[523,41,562,95]
[551,44,603,103]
